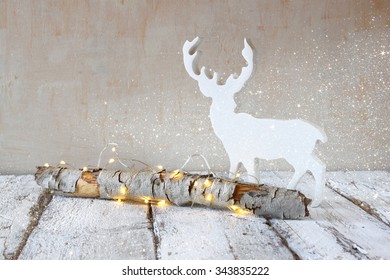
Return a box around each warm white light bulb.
[205,193,214,202]
[237,208,252,215]
[203,179,212,187]
[82,166,88,172]
[228,204,251,215]
[120,185,127,195]
[157,200,166,206]
[44,163,50,168]
[228,205,239,211]
[111,147,116,152]
[60,160,66,165]
[108,158,115,164]
[171,169,183,179]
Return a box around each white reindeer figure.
[183,37,327,207]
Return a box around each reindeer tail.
[316,128,327,143]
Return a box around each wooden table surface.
[1,171,389,260]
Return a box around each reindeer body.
[183,37,326,207]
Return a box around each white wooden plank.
[327,171,390,226]
[262,171,390,259]
[19,196,155,259]
[270,219,359,259]
[4,171,388,260]
[0,175,46,259]
[221,212,296,259]
[309,187,390,259]
[152,205,295,260]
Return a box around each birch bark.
[35,166,310,219]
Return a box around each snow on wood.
[152,205,295,260]
[326,171,390,227]
[19,196,155,260]
[308,189,390,259]
[270,219,360,259]
[262,171,390,259]
[2,172,390,260]
[0,175,48,259]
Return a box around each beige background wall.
[0,0,389,174]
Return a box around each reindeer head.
[183,37,254,99]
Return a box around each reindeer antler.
[183,37,253,93]
[183,37,202,80]
[224,39,253,92]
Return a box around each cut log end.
[303,196,312,217]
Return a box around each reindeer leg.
[229,159,240,179]
[243,160,259,184]
[286,161,307,191]
[308,156,326,208]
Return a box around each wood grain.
[19,196,155,260]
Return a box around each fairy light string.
[43,145,253,215]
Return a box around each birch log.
[35,166,311,219]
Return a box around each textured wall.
[0,0,389,174]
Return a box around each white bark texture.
[35,166,310,219]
